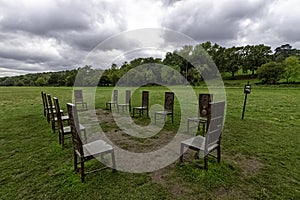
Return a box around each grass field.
[0,84,299,199]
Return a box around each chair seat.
[181,135,218,153]
[54,115,69,122]
[63,124,85,133]
[187,117,207,122]
[83,140,113,157]
[155,110,172,115]
[133,106,147,110]
[49,109,64,114]
[118,103,129,106]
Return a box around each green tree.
[257,62,284,84]
[242,44,272,75]
[35,76,47,86]
[273,44,298,62]
[282,56,300,83]
[3,77,15,86]
[65,70,77,86]
[223,46,243,78]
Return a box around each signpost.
[242,81,251,119]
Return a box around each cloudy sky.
[0,0,299,77]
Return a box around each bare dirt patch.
[223,153,263,177]
[95,108,177,153]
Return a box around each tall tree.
[223,46,243,78]
[274,44,298,62]
[282,56,300,83]
[242,44,272,75]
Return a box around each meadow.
[0,83,299,199]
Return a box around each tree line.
[1,42,300,86]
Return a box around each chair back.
[74,90,84,103]
[205,101,225,153]
[41,91,46,116]
[47,94,55,120]
[164,92,174,112]
[199,94,213,118]
[113,90,118,103]
[53,97,64,134]
[125,90,131,104]
[44,92,49,113]
[142,91,149,108]
[67,103,84,156]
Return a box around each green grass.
[0,85,299,199]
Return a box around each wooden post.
[242,81,251,120]
[242,92,248,120]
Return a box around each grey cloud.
[162,0,272,44]
[0,48,57,64]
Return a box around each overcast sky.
[0,0,299,77]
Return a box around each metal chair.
[180,101,225,170]
[47,94,69,133]
[67,103,116,182]
[44,92,53,123]
[154,92,174,124]
[53,97,86,148]
[41,91,47,117]
[132,91,149,117]
[106,90,118,110]
[117,90,131,112]
[187,94,213,134]
[74,90,88,111]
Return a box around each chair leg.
[204,156,208,170]
[80,158,85,182]
[217,145,221,163]
[180,144,184,162]
[111,150,116,172]
[154,113,157,124]
[172,114,174,124]
[47,114,50,123]
[74,151,78,171]
[61,133,65,149]
[59,131,62,145]
[52,121,55,133]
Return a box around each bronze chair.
[154,92,174,124]
[41,91,47,117]
[187,94,213,134]
[117,90,131,112]
[47,94,69,133]
[180,101,225,170]
[67,103,116,182]
[74,90,88,111]
[44,92,52,123]
[106,90,118,110]
[53,97,86,148]
[132,91,149,117]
